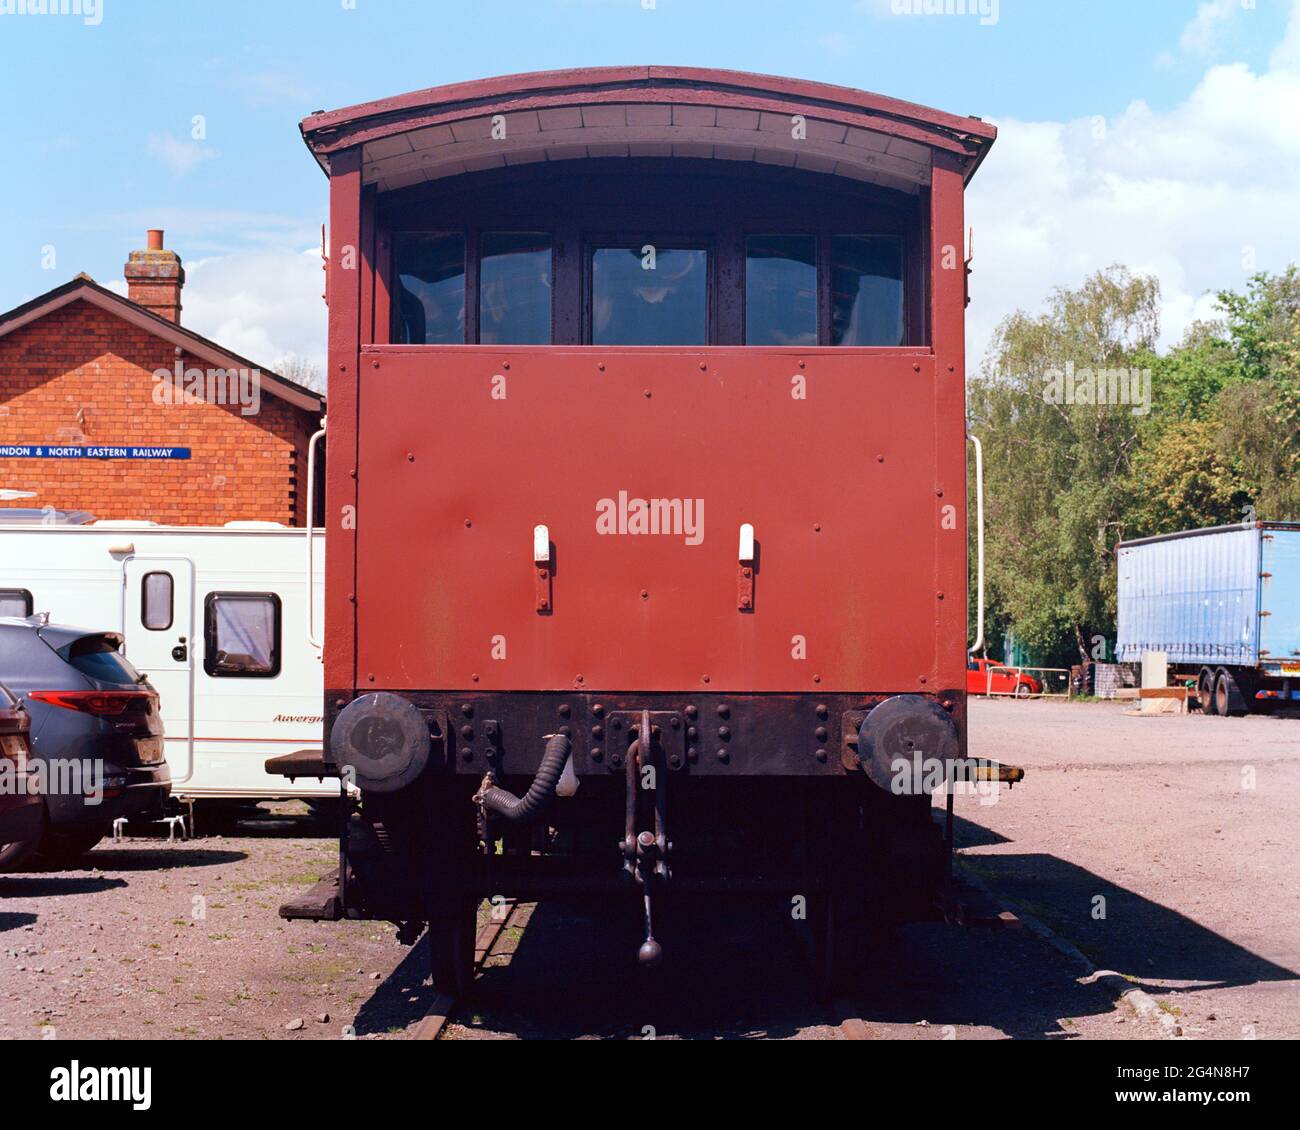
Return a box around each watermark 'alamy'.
[152,360,261,417]
[891,0,999,28]
[595,491,704,546]
[1042,361,1151,416]
[0,0,102,25]
[0,757,104,804]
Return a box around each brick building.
[0,231,324,526]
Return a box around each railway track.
[410,896,875,1040]
[410,898,523,1040]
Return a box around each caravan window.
[0,588,33,618]
[141,572,174,631]
[204,593,281,678]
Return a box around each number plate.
[135,737,165,765]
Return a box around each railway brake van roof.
[300,66,996,192]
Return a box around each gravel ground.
[3,698,1292,1040]
[960,697,1300,1040]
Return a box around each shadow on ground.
[953,816,1299,1001]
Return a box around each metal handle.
[967,432,985,656]
[306,424,326,649]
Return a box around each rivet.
[503,362,511,371]
[598,362,606,372]
[641,589,649,599]
[813,674,822,684]
[335,698,346,708]
[461,703,473,717]
[670,717,681,729]
[593,703,605,718]
[698,362,707,371]
[702,674,711,684]
[937,592,945,600]
[913,363,921,373]
[592,724,604,739]
[741,567,752,578]
[718,726,731,741]
[460,725,474,739]
[716,748,729,763]
[592,747,603,761]
[349,468,357,478]
[471,673,480,682]
[935,489,943,497]
[558,703,571,718]
[464,519,472,528]
[687,726,698,739]
[919,676,928,685]
[716,704,730,719]
[407,452,415,462]
[371,360,379,369]
[366,673,375,682]
[643,389,652,398]
[338,363,347,372]
[876,455,885,463]
[798,360,806,369]
[575,674,585,684]
[815,726,828,741]
[815,748,828,763]
[460,746,473,760]
[348,592,356,603]
[813,523,821,532]
[684,705,697,720]
[816,704,828,719]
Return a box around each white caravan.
[0,517,329,803]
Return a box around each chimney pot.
[125,230,185,324]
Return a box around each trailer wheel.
[1199,668,1218,715]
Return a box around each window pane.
[206,594,280,678]
[0,589,32,618]
[745,235,816,346]
[831,235,904,346]
[66,636,142,684]
[591,247,707,345]
[480,232,552,344]
[141,572,173,631]
[394,233,466,344]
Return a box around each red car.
[0,680,42,865]
[967,658,1042,698]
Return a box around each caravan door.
[123,558,195,786]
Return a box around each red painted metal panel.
[324,148,363,697]
[351,346,965,695]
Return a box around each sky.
[1,0,1297,377]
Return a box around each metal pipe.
[305,424,326,649]
[967,432,985,656]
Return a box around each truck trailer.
[1116,522,1300,715]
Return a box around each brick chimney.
[124,229,185,324]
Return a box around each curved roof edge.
[301,66,996,191]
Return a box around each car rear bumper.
[44,762,171,831]
[0,792,44,846]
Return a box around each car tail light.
[28,689,157,716]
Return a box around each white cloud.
[966,0,1300,369]
[108,242,327,377]
[1179,0,1241,57]
[147,134,218,177]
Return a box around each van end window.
[0,588,33,618]
[745,235,817,346]
[480,232,552,345]
[591,246,708,345]
[204,593,281,678]
[141,572,174,631]
[393,232,466,345]
[830,235,904,346]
